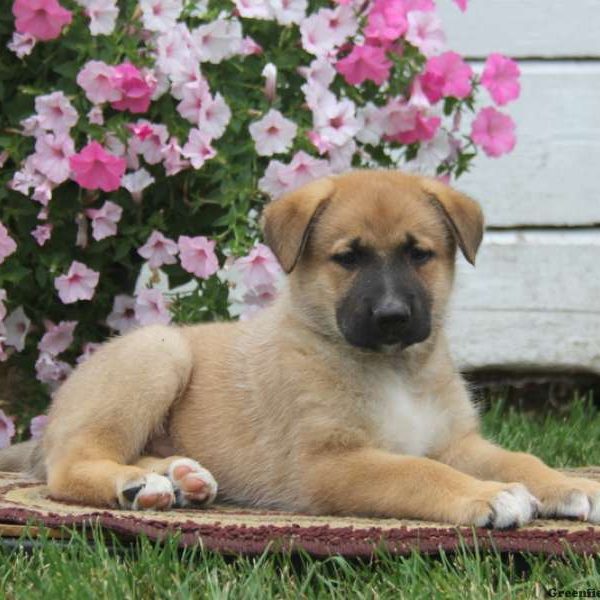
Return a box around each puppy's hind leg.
[44,325,194,510]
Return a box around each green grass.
[2,395,600,599]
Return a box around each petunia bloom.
[249,109,298,156]
[421,51,473,101]
[30,414,50,439]
[38,320,77,356]
[54,261,100,303]
[111,63,156,114]
[178,236,219,279]
[77,60,121,104]
[85,200,123,241]
[138,230,178,269]
[3,306,31,352]
[12,0,72,41]
[106,295,138,333]
[0,410,15,449]
[336,44,392,86]
[0,223,17,265]
[134,288,171,326]
[471,107,516,157]
[35,91,78,132]
[481,53,521,106]
[69,141,126,192]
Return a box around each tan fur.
[2,169,598,525]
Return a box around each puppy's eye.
[331,250,360,270]
[408,246,434,265]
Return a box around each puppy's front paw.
[118,473,175,511]
[468,483,540,529]
[166,457,218,508]
[536,477,600,522]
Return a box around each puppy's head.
[261,170,483,352]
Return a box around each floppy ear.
[261,177,335,273]
[421,179,484,266]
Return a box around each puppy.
[2,170,599,526]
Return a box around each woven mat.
[2,469,600,557]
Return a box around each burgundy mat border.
[2,505,600,557]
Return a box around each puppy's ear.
[422,179,484,265]
[261,177,335,273]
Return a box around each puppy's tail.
[0,440,44,476]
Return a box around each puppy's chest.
[368,376,451,457]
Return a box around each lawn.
[1,395,600,599]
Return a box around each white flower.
[405,11,446,58]
[313,96,360,148]
[356,102,386,146]
[83,0,118,36]
[233,0,273,19]
[272,0,307,25]
[106,295,138,334]
[140,0,183,33]
[182,128,216,169]
[249,109,297,156]
[192,18,243,64]
[328,139,356,173]
[409,130,453,174]
[3,306,31,352]
[7,32,36,58]
[201,93,231,140]
[122,168,156,199]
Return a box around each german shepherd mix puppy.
[1,170,599,527]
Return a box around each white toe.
[544,490,590,521]
[118,473,175,510]
[167,458,218,505]
[488,485,538,529]
[587,494,600,523]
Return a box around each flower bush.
[0,0,521,442]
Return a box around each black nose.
[372,300,411,331]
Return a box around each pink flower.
[176,80,211,124]
[134,288,171,326]
[181,129,216,169]
[87,106,104,125]
[128,121,169,164]
[30,414,49,439]
[421,51,473,101]
[54,261,100,304]
[13,0,72,41]
[138,230,178,269]
[7,32,36,58]
[69,141,127,192]
[249,109,298,156]
[365,0,408,42]
[77,60,121,104]
[481,53,521,106]
[471,107,516,157]
[111,63,156,114]
[240,36,263,56]
[178,236,219,279]
[35,352,71,386]
[0,410,15,449]
[389,112,441,144]
[258,151,330,197]
[4,306,31,351]
[161,137,189,176]
[234,0,272,20]
[31,132,74,184]
[38,320,77,355]
[31,223,53,246]
[300,6,357,56]
[452,0,467,11]
[85,200,123,241]
[262,63,277,101]
[106,294,138,333]
[0,223,17,265]
[35,91,78,132]
[336,44,392,86]
[232,243,283,289]
[405,11,445,57]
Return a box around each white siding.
[437,0,600,58]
